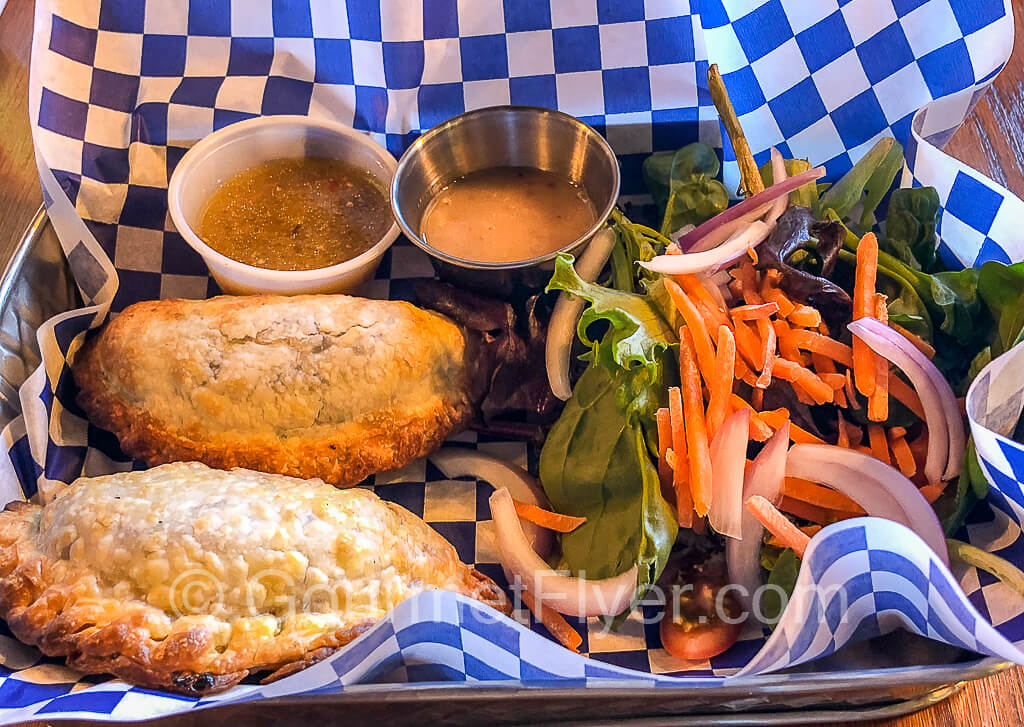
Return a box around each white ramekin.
[168,115,399,296]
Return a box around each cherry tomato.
[660,613,742,661]
[658,554,743,661]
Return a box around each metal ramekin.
[390,106,620,297]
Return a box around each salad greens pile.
[539,128,1024,617]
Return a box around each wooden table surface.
[2,0,1024,724]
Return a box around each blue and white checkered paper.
[3,0,1024,721]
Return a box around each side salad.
[475,66,1024,661]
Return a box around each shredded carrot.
[813,351,845,406]
[919,481,947,503]
[792,385,817,406]
[889,430,917,478]
[680,329,713,518]
[706,326,735,439]
[821,373,847,392]
[844,370,859,410]
[677,274,730,331]
[843,419,864,447]
[836,412,850,448]
[513,499,587,532]
[784,477,865,514]
[788,305,822,328]
[893,323,935,359]
[867,424,890,465]
[668,387,693,528]
[773,359,834,404]
[767,524,821,549]
[747,495,811,557]
[756,317,776,388]
[784,329,853,367]
[735,357,759,387]
[890,426,908,438]
[852,232,879,397]
[758,408,827,445]
[868,294,890,422]
[729,394,773,441]
[665,280,717,386]
[761,275,796,317]
[731,302,780,321]
[889,375,926,420]
[779,496,831,524]
[656,408,674,503]
[733,319,765,371]
[751,387,764,410]
[520,590,582,652]
[774,319,807,364]
[735,262,766,306]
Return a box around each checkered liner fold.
[2,0,1024,721]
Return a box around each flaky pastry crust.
[73,295,477,487]
[0,464,508,695]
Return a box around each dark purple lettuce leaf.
[754,206,852,332]
[413,280,559,436]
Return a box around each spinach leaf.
[643,143,728,236]
[942,439,988,536]
[642,150,675,214]
[539,361,678,593]
[819,138,897,221]
[883,187,941,273]
[859,139,904,229]
[761,547,800,623]
[977,261,1024,355]
[929,269,983,346]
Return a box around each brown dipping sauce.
[197,157,391,271]
[421,167,597,263]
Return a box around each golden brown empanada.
[73,294,480,486]
[0,463,508,694]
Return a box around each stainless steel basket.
[0,207,1011,725]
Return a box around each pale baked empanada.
[73,295,482,486]
[0,463,508,694]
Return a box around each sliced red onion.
[727,422,789,610]
[641,220,772,275]
[848,317,965,482]
[786,443,949,565]
[709,408,750,540]
[545,227,618,400]
[686,204,772,253]
[489,487,639,617]
[670,223,696,244]
[763,148,789,225]
[430,449,552,558]
[674,166,825,252]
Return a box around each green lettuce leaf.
[547,253,675,389]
